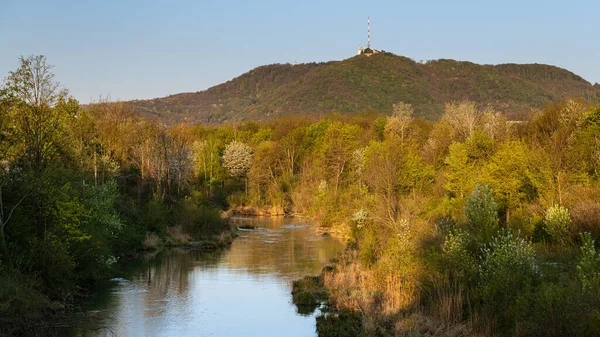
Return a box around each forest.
[130,52,600,123]
[2,56,600,336]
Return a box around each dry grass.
[324,250,419,316]
[166,226,191,245]
[143,232,161,249]
[571,200,600,237]
[219,230,235,245]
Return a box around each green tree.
[465,184,499,241]
[3,55,71,173]
[480,141,532,223]
[444,142,477,199]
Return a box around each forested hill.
[128,52,600,123]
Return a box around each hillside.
[128,53,600,123]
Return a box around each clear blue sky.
[1,0,598,103]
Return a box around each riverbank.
[55,216,344,337]
[1,207,237,336]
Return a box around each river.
[61,216,344,337]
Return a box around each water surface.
[65,217,344,337]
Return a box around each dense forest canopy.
[1,55,600,336]
[126,53,600,123]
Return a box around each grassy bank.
[294,191,600,337]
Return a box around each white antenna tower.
[368,16,371,49]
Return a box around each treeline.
[0,56,232,335]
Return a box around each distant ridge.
[127,52,600,123]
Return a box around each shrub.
[577,232,600,294]
[435,215,456,238]
[178,197,226,237]
[0,268,50,336]
[511,282,599,337]
[351,209,370,230]
[292,275,328,315]
[477,230,538,330]
[143,232,161,250]
[572,201,600,240]
[443,229,476,278]
[143,199,171,235]
[316,309,364,337]
[544,205,572,246]
[465,184,498,241]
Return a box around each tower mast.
[368,16,371,49]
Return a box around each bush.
[435,215,457,238]
[476,230,538,330]
[443,229,476,278]
[142,199,171,235]
[0,268,50,336]
[178,197,226,237]
[465,184,499,241]
[544,205,572,246]
[572,201,600,240]
[577,232,600,294]
[512,281,600,337]
[316,309,364,337]
[292,275,328,315]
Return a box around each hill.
[128,53,600,123]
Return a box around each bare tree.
[5,55,66,109]
[443,101,480,140]
[385,102,414,142]
[481,108,507,141]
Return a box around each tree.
[3,55,70,173]
[385,102,414,142]
[4,55,65,108]
[443,101,479,140]
[480,141,532,223]
[222,140,253,193]
[480,109,507,141]
[363,141,432,227]
[444,142,478,199]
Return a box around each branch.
[2,191,29,229]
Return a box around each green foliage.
[465,184,499,240]
[444,142,477,198]
[128,53,600,123]
[476,230,538,328]
[443,229,476,277]
[4,55,600,336]
[0,266,50,336]
[577,232,600,293]
[359,226,377,266]
[142,199,171,235]
[511,281,600,337]
[544,205,572,246]
[292,275,328,315]
[316,309,364,337]
[177,197,225,237]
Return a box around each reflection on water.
[63,217,344,337]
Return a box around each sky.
[1,0,598,104]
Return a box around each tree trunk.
[0,222,8,265]
[94,152,98,187]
